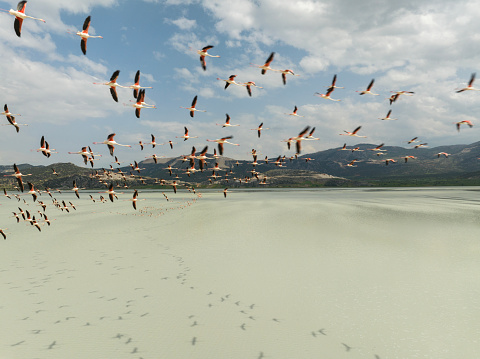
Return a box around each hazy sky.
[0,0,479,168]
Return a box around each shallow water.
[1,187,479,358]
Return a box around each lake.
[1,187,479,358]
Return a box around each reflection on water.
[0,187,479,358]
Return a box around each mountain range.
[1,141,480,189]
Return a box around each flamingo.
[217,74,241,89]
[26,182,37,202]
[326,74,343,92]
[206,136,239,155]
[346,159,359,167]
[0,228,6,240]
[251,123,269,138]
[223,188,229,198]
[176,126,198,141]
[71,180,84,199]
[407,137,419,144]
[93,133,131,156]
[378,109,397,121]
[5,1,46,37]
[314,87,340,101]
[37,136,56,158]
[414,143,428,149]
[105,183,118,202]
[131,190,139,210]
[455,120,473,131]
[242,81,262,97]
[292,126,311,154]
[456,73,479,93]
[146,134,159,148]
[356,79,378,95]
[338,143,348,151]
[216,113,240,127]
[251,52,275,75]
[304,127,319,141]
[146,154,163,164]
[388,91,414,104]
[195,146,209,171]
[75,16,103,55]
[385,158,397,165]
[127,70,153,99]
[93,70,126,102]
[368,143,386,152]
[272,69,298,85]
[180,95,206,118]
[436,152,450,158]
[1,104,21,117]
[403,155,416,163]
[196,45,219,71]
[68,147,91,165]
[130,89,155,118]
[1,114,27,132]
[285,105,303,117]
[339,126,366,137]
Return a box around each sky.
[0,0,479,169]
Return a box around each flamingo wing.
[82,16,91,32]
[109,87,118,102]
[469,73,476,87]
[200,56,206,71]
[14,17,24,37]
[110,70,120,82]
[246,84,252,97]
[282,73,287,85]
[17,1,27,12]
[81,38,87,55]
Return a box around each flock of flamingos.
[0,1,478,238]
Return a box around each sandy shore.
[1,188,479,358]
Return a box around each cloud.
[165,17,197,30]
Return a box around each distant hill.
[1,142,479,189]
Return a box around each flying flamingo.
[72,180,83,199]
[130,190,142,210]
[251,52,275,75]
[378,109,397,121]
[326,74,343,92]
[1,104,21,117]
[126,70,153,99]
[217,74,241,89]
[367,143,386,152]
[242,81,262,97]
[356,79,379,95]
[93,133,131,156]
[93,70,126,102]
[388,91,414,104]
[1,114,27,133]
[403,155,416,163]
[68,146,92,165]
[130,89,155,118]
[75,16,103,55]
[146,134,159,148]
[436,152,450,158]
[195,45,220,71]
[456,73,479,93]
[272,69,299,85]
[414,143,428,149]
[176,126,198,141]
[206,136,239,155]
[455,120,473,131]
[339,126,366,137]
[292,126,311,154]
[180,95,206,118]
[304,127,319,141]
[285,105,303,117]
[407,137,419,144]
[314,88,340,101]
[26,182,37,202]
[5,164,30,192]
[251,122,269,138]
[346,159,359,167]
[385,159,397,165]
[216,113,240,127]
[3,1,46,37]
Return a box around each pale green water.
[0,187,479,358]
